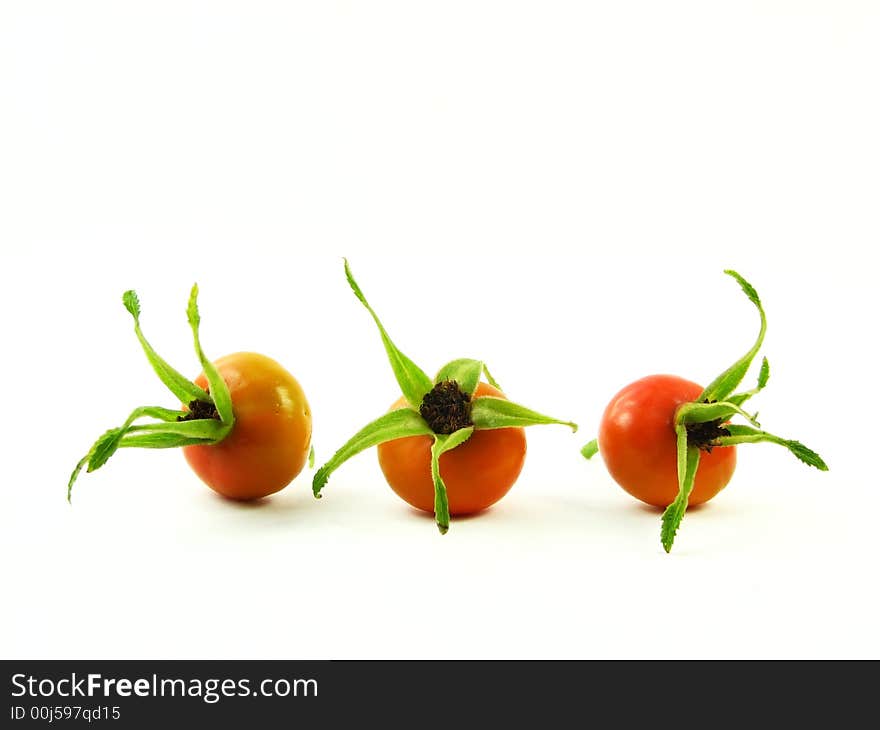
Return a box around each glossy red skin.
[183,352,312,501]
[598,374,737,508]
[377,382,527,516]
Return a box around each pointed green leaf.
[87,405,184,472]
[88,428,127,473]
[782,440,827,470]
[344,260,433,408]
[471,396,577,432]
[67,455,90,503]
[431,427,475,534]
[729,357,771,407]
[123,289,209,404]
[728,269,761,307]
[69,405,194,501]
[186,284,234,426]
[435,359,484,396]
[715,424,828,471]
[313,407,433,497]
[660,425,701,553]
[431,453,450,533]
[308,444,316,469]
[581,439,600,460]
[69,404,229,500]
[482,364,501,390]
[69,426,120,501]
[699,271,767,403]
[757,357,770,389]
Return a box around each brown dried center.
[419,380,473,434]
[178,399,220,422]
[685,418,731,452]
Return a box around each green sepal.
[312,407,433,497]
[431,427,475,534]
[88,430,122,472]
[714,424,828,471]
[123,290,209,404]
[68,455,91,503]
[471,396,578,432]
[699,271,767,403]
[434,359,484,396]
[676,400,760,429]
[581,439,599,460]
[69,405,183,500]
[729,357,770,407]
[87,405,183,473]
[482,364,501,390]
[186,284,234,426]
[116,432,218,449]
[69,286,237,502]
[87,419,224,470]
[757,356,770,389]
[660,425,702,553]
[124,420,228,440]
[67,407,224,502]
[344,260,433,409]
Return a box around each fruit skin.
[598,374,737,508]
[377,383,527,516]
[183,352,312,500]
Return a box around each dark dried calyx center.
[419,380,473,434]
[178,399,220,422]
[685,419,731,452]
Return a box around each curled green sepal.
[86,405,183,473]
[186,285,234,427]
[123,291,209,404]
[431,427,475,534]
[660,425,702,553]
[434,359,485,396]
[312,408,433,497]
[581,439,599,460]
[67,408,223,502]
[344,260,433,409]
[471,397,578,432]
[713,424,828,471]
[699,271,767,403]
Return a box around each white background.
[1,2,877,659]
